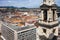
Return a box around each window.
[53,29,56,33]
[43,29,46,33]
[43,10,47,21]
[53,10,55,21]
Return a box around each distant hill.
[0,6,28,9]
[19,7,28,9]
[0,6,18,9]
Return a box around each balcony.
[39,21,59,25]
[38,21,59,28]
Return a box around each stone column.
[47,9,53,22]
[47,10,49,21]
[40,10,44,21]
[41,10,44,20]
[54,27,58,36]
[54,11,58,21]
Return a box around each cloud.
[8,1,11,3]
[0,0,60,8]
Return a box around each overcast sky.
[0,0,60,8]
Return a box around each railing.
[39,21,59,25]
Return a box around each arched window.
[43,10,47,21]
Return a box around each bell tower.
[39,0,58,23]
[36,0,59,40]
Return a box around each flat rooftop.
[2,22,35,32]
[2,12,37,32]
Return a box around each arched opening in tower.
[53,10,55,21]
[43,10,47,21]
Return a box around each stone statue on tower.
[43,0,55,5]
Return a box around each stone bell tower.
[36,0,59,40]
